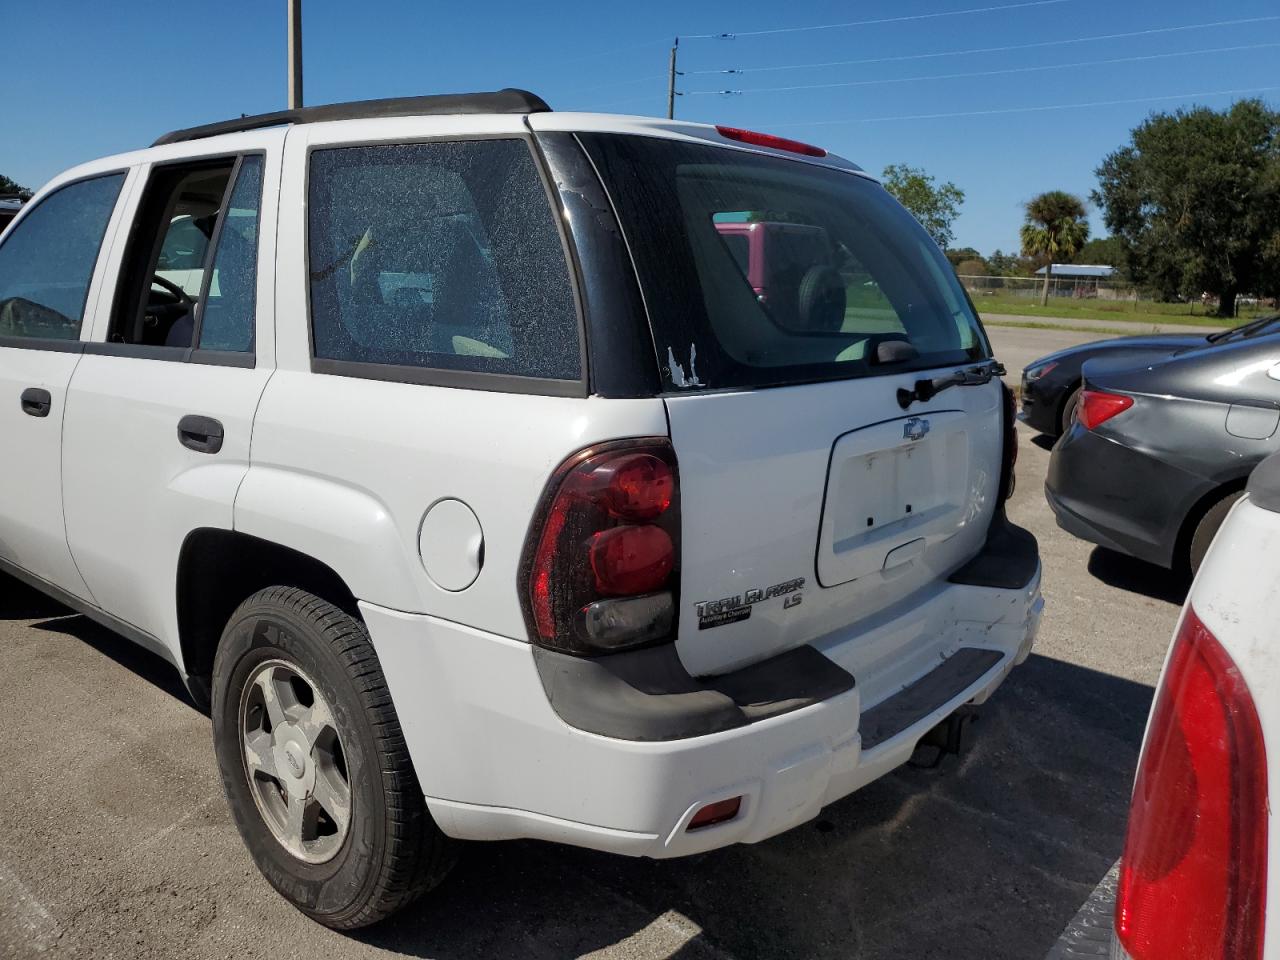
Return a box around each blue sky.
[5,0,1278,255]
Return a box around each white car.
[1113,451,1278,959]
[0,90,1043,928]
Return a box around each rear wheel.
[211,586,454,929]
[1059,385,1082,436]
[1188,490,1244,575]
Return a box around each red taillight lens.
[1078,389,1133,430]
[1115,607,1268,960]
[590,525,674,595]
[715,125,827,157]
[600,453,673,520]
[523,439,680,656]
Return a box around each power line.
[682,43,1280,96]
[682,0,1070,40]
[766,85,1280,126]
[682,15,1280,77]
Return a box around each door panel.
[0,169,130,597]
[61,357,271,643]
[0,348,92,595]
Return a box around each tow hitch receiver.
[909,709,978,769]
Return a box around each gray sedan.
[1046,319,1280,573]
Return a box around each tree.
[1073,235,1132,283]
[1020,191,1090,306]
[987,249,1030,276]
[0,174,31,200]
[944,246,983,268]
[1093,100,1280,317]
[881,164,965,248]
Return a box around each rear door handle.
[20,387,52,418]
[177,415,224,454]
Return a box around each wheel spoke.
[312,765,351,833]
[255,669,288,729]
[244,730,279,781]
[297,697,336,746]
[284,792,318,850]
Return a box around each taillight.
[715,125,827,157]
[1115,607,1268,960]
[1078,389,1133,430]
[521,439,680,656]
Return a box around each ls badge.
[903,417,931,441]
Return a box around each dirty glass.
[582,134,988,391]
[307,139,580,381]
[0,173,124,340]
[198,156,263,353]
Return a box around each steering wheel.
[151,273,194,306]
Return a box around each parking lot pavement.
[0,331,1185,960]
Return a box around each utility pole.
[287,0,304,109]
[666,37,679,119]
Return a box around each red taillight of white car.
[1115,606,1268,960]
[521,439,680,655]
[1078,389,1133,430]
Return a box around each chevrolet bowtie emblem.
[903,417,930,441]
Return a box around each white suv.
[0,90,1043,928]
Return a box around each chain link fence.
[958,275,1276,319]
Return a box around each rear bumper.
[361,565,1043,859]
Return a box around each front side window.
[581,135,989,391]
[0,174,125,340]
[307,139,581,382]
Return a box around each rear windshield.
[580,134,990,391]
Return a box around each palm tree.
[1020,192,1090,306]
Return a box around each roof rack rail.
[152,88,551,147]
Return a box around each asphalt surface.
[0,325,1186,960]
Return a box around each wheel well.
[1173,477,1249,567]
[1056,379,1082,431]
[176,529,359,682]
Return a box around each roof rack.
[152,88,551,147]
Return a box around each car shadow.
[1029,434,1056,452]
[1086,547,1189,605]
[2,572,195,706]
[2,574,1152,960]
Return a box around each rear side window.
[0,173,125,340]
[581,135,989,391]
[307,139,581,384]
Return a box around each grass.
[968,292,1256,328]
[981,318,1157,336]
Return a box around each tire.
[797,265,847,332]
[1059,385,1082,436]
[1188,490,1244,576]
[211,586,454,929]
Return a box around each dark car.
[1045,318,1280,573]
[0,197,23,232]
[1020,315,1280,437]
